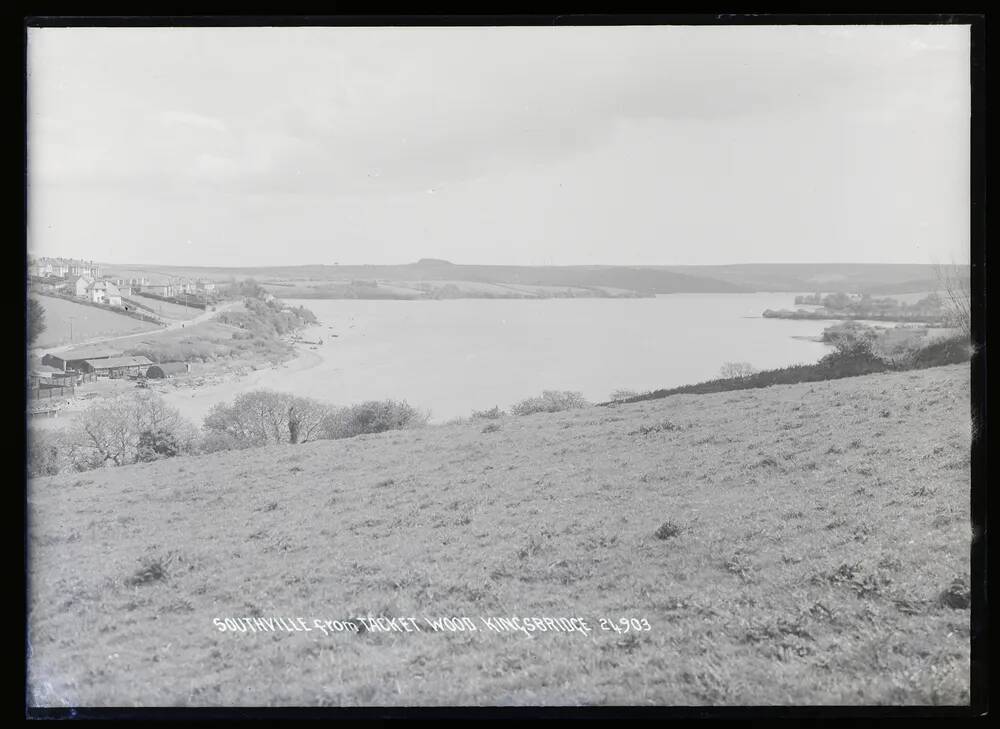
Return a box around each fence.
[33,291,165,325]
[29,385,75,400]
[134,290,208,310]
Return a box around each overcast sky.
[27,24,970,267]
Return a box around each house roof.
[83,356,153,369]
[32,365,66,376]
[58,345,124,360]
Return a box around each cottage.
[73,275,94,298]
[145,362,190,378]
[88,281,106,304]
[81,355,154,378]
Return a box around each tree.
[28,298,46,345]
[322,399,429,438]
[719,362,759,380]
[77,391,197,467]
[204,390,332,447]
[933,264,971,339]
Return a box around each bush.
[718,362,759,380]
[821,320,875,344]
[510,390,589,416]
[909,334,974,369]
[818,335,887,375]
[322,399,429,439]
[609,389,641,403]
[136,429,183,462]
[196,431,245,454]
[471,406,506,419]
[27,428,62,477]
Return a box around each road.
[41,300,241,355]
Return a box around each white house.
[104,281,123,307]
[73,275,95,298]
[85,280,123,306]
[88,281,106,304]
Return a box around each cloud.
[28,25,970,215]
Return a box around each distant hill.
[102,261,751,295]
[655,263,962,294]
[100,261,963,297]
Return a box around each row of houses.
[29,257,102,279]
[139,279,217,297]
[40,274,216,309]
[28,258,218,299]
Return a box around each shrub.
[817,336,888,376]
[821,320,876,344]
[322,399,429,439]
[609,389,641,403]
[654,521,682,540]
[471,406,506,419]
[196,431,245,454]
[136,429,183,462]
[909,334,974,369]
[27,427,62,477]
[719,362,759,380]
[510,390,589,416]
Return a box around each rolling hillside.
[27,364,971,706]
[100,261,963,297]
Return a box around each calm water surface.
[171,293,833,423]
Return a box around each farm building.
[80,356,153,378]
[42,347,121,372]
[29,365,77,390]
[145,362,190,378]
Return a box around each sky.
[27,24,971,267]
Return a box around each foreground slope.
[27,365,972,706]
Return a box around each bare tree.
[934,263,971,340]
[719,361,759,380]
[77,391,197,467]
[204,390,333,446]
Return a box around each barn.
[145,362,190,378]
[81,356,154,378]
[42,346,122,372]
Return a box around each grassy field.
[31,295,160,348]
[27,365,971,706]
[129,294,203,322]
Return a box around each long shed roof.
[83,356,153,369]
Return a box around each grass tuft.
[938,578,971,610]
[654,521,682,540]
[125,553,176,587]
